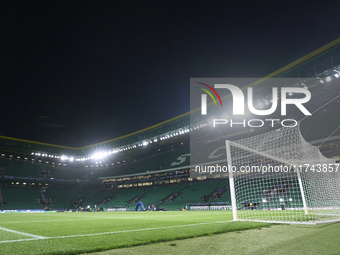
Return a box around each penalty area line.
[0,220,234,244]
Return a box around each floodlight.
[92,152,107,160]
[60,155,67,161]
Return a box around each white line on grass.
[0,220,234,244]
[0,226,46,239]
[0,238,43,244]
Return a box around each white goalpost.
[226,123,340,224]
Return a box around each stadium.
[0,35,340,254]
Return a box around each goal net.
[226,123,340,224]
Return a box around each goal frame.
[226,140,315,224]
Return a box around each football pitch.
[0,211,339,255]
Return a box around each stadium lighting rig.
[75,125,192,162]
[26,122,198,165]
[25,65,340,166]
[317,65,340,84]
[253,64,340,105]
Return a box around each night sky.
[1,1,340,147]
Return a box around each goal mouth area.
[225,124,340,224]
[238,219,340,225]
[234,209,340,225]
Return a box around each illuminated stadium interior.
[1,38,340,212]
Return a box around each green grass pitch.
[0,211,269,254]
[0,211,339,255]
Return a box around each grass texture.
[0,211,270,255]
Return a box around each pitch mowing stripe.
[0,226,46,239]
[0,220,234,244]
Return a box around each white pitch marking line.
[0,238,42,244]
[0,226,46,239]
[0,220,234,244]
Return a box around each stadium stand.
[1,186,42,209]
